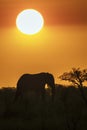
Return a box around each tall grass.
[0,85,87,130]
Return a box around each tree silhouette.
[59,68,87,105]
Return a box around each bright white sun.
[16,9,44,35]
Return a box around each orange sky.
[0,0,87,27]
[0,0,87,87]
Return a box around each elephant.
[14,72,55,101]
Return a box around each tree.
[59,68,87,105]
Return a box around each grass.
[0,85,87,130]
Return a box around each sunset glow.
[0,0,87,128]
[0,0,87,87]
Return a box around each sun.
[16,9,44,35]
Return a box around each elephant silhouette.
[14,72,55,101]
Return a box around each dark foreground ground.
[0,85,87,130]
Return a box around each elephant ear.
[44,72,49,83]
[45,72,51,82]
[45,72,54,84]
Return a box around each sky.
[0,0,87,87]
